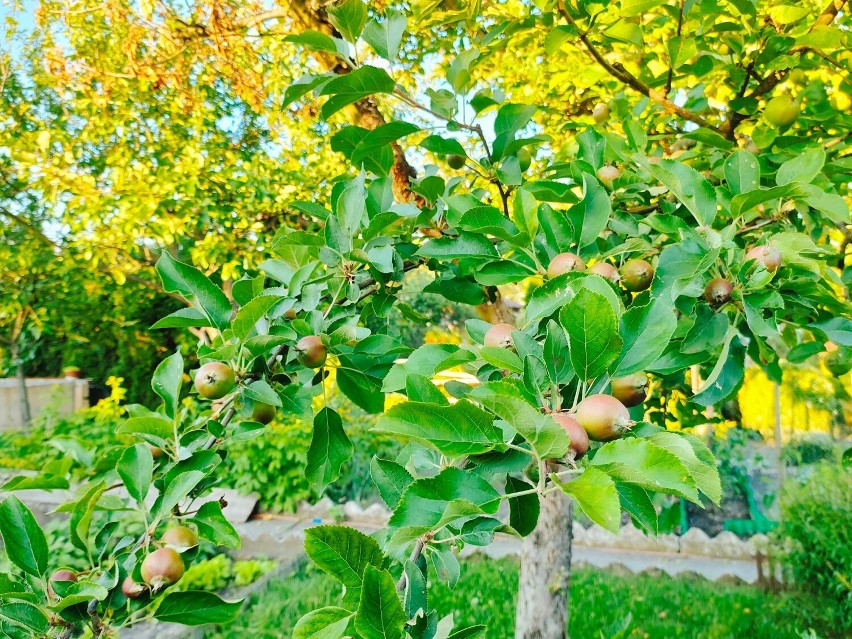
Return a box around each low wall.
[0,377,89,430]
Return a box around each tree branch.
[720,0,848,136]
[555,0,716,131]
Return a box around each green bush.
[781,436,837,466]
[777,462,852,630]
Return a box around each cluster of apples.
[545,251,655,293]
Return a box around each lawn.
[202,556,824,639]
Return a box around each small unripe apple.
[48,569,77,598]
[252,401,276,424]
[161,525,198,550]
[746,245,782,272]
[574,394,632,441]
[764,95,799,128]
[547,252,586,278]
[610,373,648,408]
[824,348,852,377]
[283,308,297,320]
[484,323,516,349]
[704,278,734,307]
[553,413,590,458]
[122,576,145,600]
[296,335,327,368]
[447,154,466,169]
[597,165,620,183]
[620,259,654,292]
[148,444,164,460]
[788,68,805,86]
[516,147,532,172]
[588,262,620,283]
[592,102,610,123]
[141,548,185,591]
[420,226,443,238]
[194,362,236,400]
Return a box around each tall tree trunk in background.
[11,341,31,427]
[516,492,573,639]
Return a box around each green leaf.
[284,32,342,56]
[319,66,396,119]
[382,344,475,392]
[294,607,354,639]
[416,233,499,260]
[571,173,611,248]
[694,333,746,407]
[0,601,49,634]
[469,381,569,459]
[158,452,221,516]
[590,438,700,503]
[375,400,502,457]
[243,379,282,407]
[648,432,720,505]
[388,468,500,546]
[730,183,810,218]
[328,0,368,44]
[616,483,658,534]
[613,298,677,376]
[458,206,523,244]
[69,481,106,552]
[191,501,241,549]
[0,497,48,577]
[560,289,622,381]
[154,591,243,625]
[556,467,621,532]
[355,566,406,639]
[403,560,427,619]
[150,307,211,330]
[363,11,407,60]
[724,150,760,195]
[370,458,413,509]
[809,318,852,347]
[306,408,354,496]
[667,35,696,68]
[337,366,385,414]
[777,148,825,186]
[505,476,539,536]
[523,272,579,324]
[635,156,717,226]
[117,444,153,505]
[232,295,281,341]
[156,252,232,330]
[305,525,385,607]
[152,350,183,419]
[117,416,173,440]
[544,320,573,383]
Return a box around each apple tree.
[0,1,850,639]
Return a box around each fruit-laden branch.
[720,0,849,136]
[554,0,717,132]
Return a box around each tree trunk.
[11,341,32,426]
[515,490,573,639]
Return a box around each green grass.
[202,556,828,639]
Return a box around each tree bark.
[11,341,32,427]
[515,490,573,639]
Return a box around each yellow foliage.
[738,367,836,440]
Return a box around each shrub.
[781,435,837,466]
[777,462,852,630]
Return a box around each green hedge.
[777,462,852,630]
